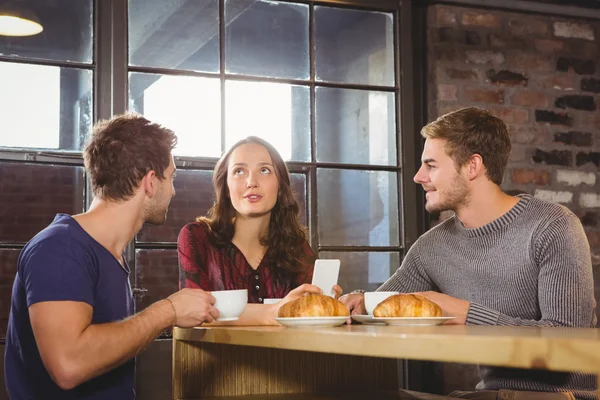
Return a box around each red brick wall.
[0,162,308,339]
[134,249,179,313]
[0,249,19,338]
[0,163,85,242]
[427,5,600,393]
[0,163,85,337]
[429,2,600,288]
[136,170,214,243]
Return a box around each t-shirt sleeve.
[21,233,97,308]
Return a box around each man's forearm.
[65,299,174,388]
[466,302,595,327]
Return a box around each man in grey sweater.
[340,107,597,400]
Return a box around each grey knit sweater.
[378,194,597,399]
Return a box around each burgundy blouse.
[177,222,316,303]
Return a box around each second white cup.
[364,291,399,315]
[263,298,283,305]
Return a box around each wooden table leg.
[173,339,399,399]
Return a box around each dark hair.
[84,112,177,201]
[197,136,308,274]
[421,107,511,186]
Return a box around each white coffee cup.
[263,298,282,305]
[210,289,248,321]
[364,291,399,315]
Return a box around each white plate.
[373,317,455,326]
[351,315,387,325]
[274,316,349,328]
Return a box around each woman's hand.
[278,283,323,308]
[332,285,343,299]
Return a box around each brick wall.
[136,169,215,243]
[0,162,308,339]
[0,163,85,243]
[0,250,19,337]
[0,162,85,337]
[427,5,600,393]
[134,249,179,313]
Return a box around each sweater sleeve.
[177,223,210,290]
[377,241,438,293]
[467,213,596,327]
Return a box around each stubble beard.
[144,198,169,225]
[425,174,470,214]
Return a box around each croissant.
[278,293,350,317]
[373,294,442,318]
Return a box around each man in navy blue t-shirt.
[4,113,221,400]
[6,113,327,400]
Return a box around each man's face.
[413,138,469,214]
[145,155,176,225]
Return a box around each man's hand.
[167,288,220,327]
[413,291,470,325]
[338,293,366,315]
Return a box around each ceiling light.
[0,4,43,37]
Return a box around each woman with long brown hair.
[177,136,316,304]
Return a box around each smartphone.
[311,259,341,298]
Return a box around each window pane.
[129,72,221,157]
[137,170,214,243]
[0,62,93,151]
[315,7,394,86]
[317,169,399,247]
[0,163,85,243]
[128,0,219,72]
[225,0,309,79]
[0,0,93,63]
[319,251,400,293]
[290,173,307,226]
[225,81,310,161]
[134,249,178,312]
[0,249,19,338]
[316,87,396,165]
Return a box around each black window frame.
[0,0,423,343]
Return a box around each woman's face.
[226,143,279,219]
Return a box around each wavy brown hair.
[197,136,308,275]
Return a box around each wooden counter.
[173,324,600,399]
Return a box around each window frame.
[0,0,423,342]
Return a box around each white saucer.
[216,317,240,322]
[373,316,455,326]
[351,315,387,325]
[274,316,349,328]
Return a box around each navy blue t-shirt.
[5,214,135,400]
